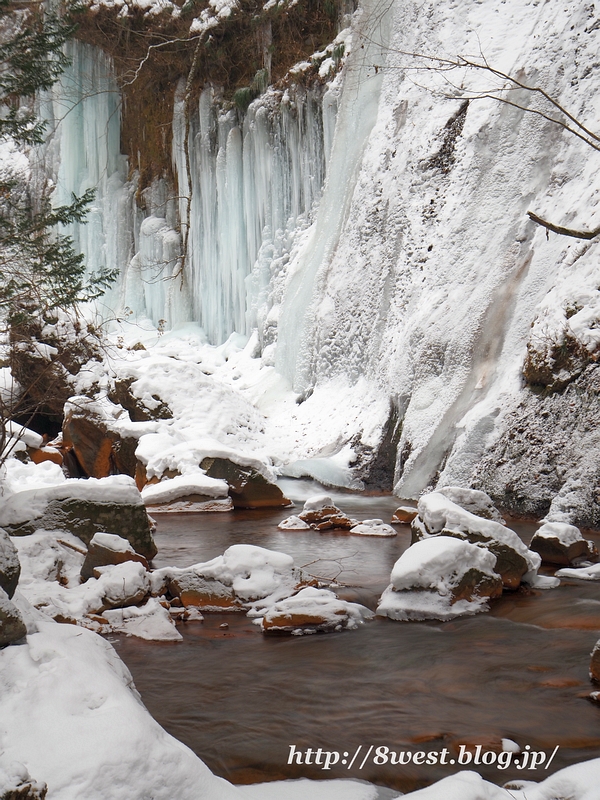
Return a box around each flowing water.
[111,481,600,794]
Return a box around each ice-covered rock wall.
[267,0,600,523]
[44,0,600,525]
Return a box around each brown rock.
[451,568,503,604]
[299,505,341,525]
[28,446,63,467]
[262,612,330,631]
[530,534,598,566]
[391,506,419,524]
[201,457,290,508]
[168,574,242,611]
[81,533,149,581]
[63,409,138,479]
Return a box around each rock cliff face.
[45,0,600,524]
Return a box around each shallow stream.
[111,481,600,794]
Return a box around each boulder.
[411,492,539,590]
[0,477,157,561]
[63,408,138,479]
[167,573,242,611]
[91,562,151,613]
[391,506,419,524]
[377,537,503,622]
[591,640,600,683]
[27,446,63,467]
[0,588,27,647]
[200,457,290,508]
[81,533,149,581]
[0,530,20,599]
[530,522,598,566]
[261,587,373,633]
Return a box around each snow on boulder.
[278,515,311,530]
[2,420,43,450]
[0,529,20,598]
[261,587,373,634]
[158,544,305,610]
[81,533,149,581]
[0,476,157,560]
[437,487,505,523]
[350,519,397,537]
[0,587,27,647]
[530,522,598,566]
[377,537,503,622]
[102,597,182,642]
[90,562,151,613]
[413,492,540,590]
[141,471,232,513]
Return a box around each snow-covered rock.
[413,492,540,589]
[590,640,600,683]
[437,487,505,523]
[350,519,397,537]
[140,471,230,511]
[530,521,598,566]
[0,475,157,560]
[261,587,373,633]
[156,544,305,611]
[0,528,20,598]
[298,494,357,529]
[556,563,600,581]
[377,537,502,621]
[278,515,311,530]
[81,532,149,580]
[0,587,27,647]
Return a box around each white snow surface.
[350,519,397,537]
[535,521,584,546]
[141,472,229,503]
[390,537,497,593]
[556,563,600,581]
[278,515,311,530]
[90,531,136,554]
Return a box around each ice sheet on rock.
[141,472,229,503]
[261,587,373,631]
[350,520,397,537]
[437,487,505,523]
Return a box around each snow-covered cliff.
[44,0,600,525]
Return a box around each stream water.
[111,481,600,794]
